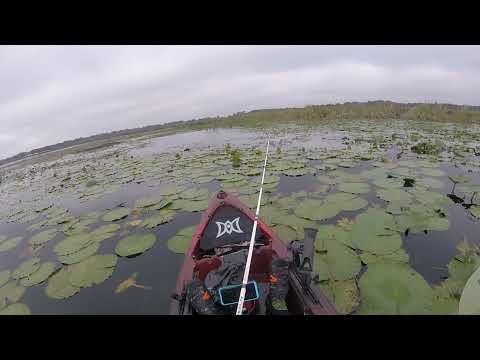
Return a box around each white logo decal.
[216,217,243,238]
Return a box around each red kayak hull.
[169,191,337,315]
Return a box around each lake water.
[1,121,479,314]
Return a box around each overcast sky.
[1,45,479,159]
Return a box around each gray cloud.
[0,45,479,159]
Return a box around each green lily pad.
[102,207,130,222]
[431,285,459,315]
[314,237,361,281]
[340,197,369,211]
[68,254,117,288]
[58,242,100,264]
[115,233,157,257]
[54,233,93,256]
[0,236,23,252]
[417,177,444,189]
[385,201,412,215]
[167,225,197,254]
[283,168,309,177]
[151,199,173,210]
[0,270,10,288]
[319,279,360,314]
[437,241,480,301]
[0,281,26,309]
[373,178,404,189]
[271,224,298,244]
[238,194,268,209]
[141,211,175,228]
[20,262,57,286]
[338,182,370,194]
[0,303,31,315]
[294,193,368,221]
[45,268,80,299]
[360,248,410,265]
[358,262,433,314]
[459,184,480,194]
[448,175,470,184]
[420,168,445,177]
[377,188,413,202]
[29,229,57,245]
[271,213,317,239]
[316,224,355,249]
[394,207,450,234]
[134,194,165,208]
[470,206,480,219]
[12,257,41,280]
[350,208,402,255]
[159,185,187,196]
[90,224,121,242]
[295,199,336,221]
[179,188,210,200]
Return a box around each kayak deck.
[170,190,337,315]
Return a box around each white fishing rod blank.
[236,138,270,315]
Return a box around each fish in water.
[19,244,44,259]
[128,220,142,227]
[115,272,152,294]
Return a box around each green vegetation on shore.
[2,101,480,167]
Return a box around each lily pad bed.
[1,118,480,314]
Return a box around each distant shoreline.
[2,100,479,167]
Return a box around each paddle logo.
[216,217,243,238]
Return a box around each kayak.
[169,190,338,315]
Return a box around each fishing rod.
[236,137,270,315]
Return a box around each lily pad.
[271,224,298,244]
[470,206,480,219]
[360,248,410,265]
[314,236,361,281]
[12,257,41,280]
[54,233,93,256]
[295,199,336,221]
[102,207,130,222]
[319,279,360,314]
[68,254,117,288]
[431,285,459,315]
[141,211,175,228]
[45,268,80,299]
[90,224,121,242]
[271,213,317,239]
[167,225,197,254]
[316,224,355,249]
[358,262,433,314]
[29,228,57,245]
[115,233,157,257]
[0,270,10,288]
[134,194,165,208]
[417,177,444,189]
[0,303,31,315]
[58,242,100,264]
[377,188,413,203]
[338,182,370,194]
[0,236,23,252]
[0,281,26,309]
[420,168,445,177]
[20,262,57,286]
[350,208,401,255]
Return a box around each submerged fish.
[115,272,152,294]
[128,220,142,227]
